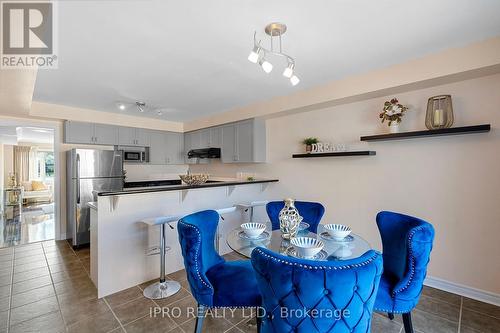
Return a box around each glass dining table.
[226,222,372,261]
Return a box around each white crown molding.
[425,276,500,307]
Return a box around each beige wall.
[191,73,500,295]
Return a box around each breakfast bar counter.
[91,178,278,298]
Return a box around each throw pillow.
[31,181,48,191]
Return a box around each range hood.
[187,148,221,159]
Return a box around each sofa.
[21,180,53,203]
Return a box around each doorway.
[0,120,60,248]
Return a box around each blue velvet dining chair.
[177,210,262,333]
[374,211,435,333]
[266,201,325,233]
[251,247,383,333]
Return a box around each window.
[36,150,55,180]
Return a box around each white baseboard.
[425,276,500,307]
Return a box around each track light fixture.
[115,101,170,117]
[248,22,299,85]
[136,101,145,112]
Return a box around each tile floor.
[0,203,55,248]
[0,240,498,333]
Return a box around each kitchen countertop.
[97,178,279,196]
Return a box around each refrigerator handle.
[76,154,81,204]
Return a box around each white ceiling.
[33,0,500,122]
[0,127,54,144]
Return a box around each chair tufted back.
[376,211,435,304]
[251,247,383,333]
[266,201,325,233]
[177,210,225,307]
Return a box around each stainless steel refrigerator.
[67,149,124,247]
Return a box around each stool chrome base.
[143,280,181,300]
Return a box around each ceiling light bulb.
[282,63,295,78]
[259,59,273,73]
[119,104,125,110]
[247,46,260,63]
[290,75,300,86]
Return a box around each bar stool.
[140,215,182,299]
[214,206,237,253]
[236,200,268,222]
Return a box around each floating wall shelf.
[292,151,376,158]
[360,124,491,142]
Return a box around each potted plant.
[302,137,318,153]
[379,98,408,133]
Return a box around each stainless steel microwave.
[120,147,149,163]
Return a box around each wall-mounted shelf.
[360,124,491,142]
[292,151,376,158]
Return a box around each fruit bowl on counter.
[179,173,210,185]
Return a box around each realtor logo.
[1,1,57,68]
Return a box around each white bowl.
[290,237,324,258]
[241,223,266,238]
[324,224,352,241]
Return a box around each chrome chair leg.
[143,223,181,299]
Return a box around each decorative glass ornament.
[425,95,454,130]
[279,198,303,239]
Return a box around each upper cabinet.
[221,119,266,163]
[64,121,118,145]
[210,127,222,148]
[148,130,185,165]
[166,131,184,164]
[64,118,266,164]
[118,127,150,146]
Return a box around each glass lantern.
[425,95,454,130]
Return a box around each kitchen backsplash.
[124,164,189,182]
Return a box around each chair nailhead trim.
[254,248,379,270]
[391,226,430,296]
[178,221,213,290]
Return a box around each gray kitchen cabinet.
[210,126,222,148]
[189,130,202,149]
[118,127,136,146]
[118,127,150,146]
[149,131,185,165]
[64,121,118,145]
[236,120,253,162]
[184,132,198,164]
[135,128,150,146]
[93,124,119,145]
[221,119,266,163]
[221,124,237,163]
[149,130,167,164]
[200,129,211,148]
[166,132,184,164]
[65,121,94,144]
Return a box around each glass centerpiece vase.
[279,198,303,239]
